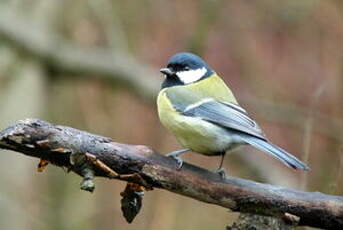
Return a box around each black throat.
[161,76,184,89]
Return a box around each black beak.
[160,68,175,77]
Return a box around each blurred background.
[0,0,342,229]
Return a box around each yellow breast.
[157,74,238,154]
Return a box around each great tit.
[157,52,309,176]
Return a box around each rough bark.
[0,119,342,229]
[226,213,297,230]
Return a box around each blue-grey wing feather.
[182,100,266,140]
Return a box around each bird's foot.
[213,168,226,179]
[166,149,189,169]
[167,155,183,169]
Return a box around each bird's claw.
[214,168,226,179]
[168,155,183,169]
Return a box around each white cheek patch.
[176,67,207,84]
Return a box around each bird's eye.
[167,65,175,72]
[184,66,190,71]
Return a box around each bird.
[157,52,309,177]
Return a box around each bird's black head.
[160,52,214,89]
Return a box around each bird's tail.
[240,135,310,170]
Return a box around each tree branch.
[227,213,297,230]
[0,119,342,229]
[0,10,159,101]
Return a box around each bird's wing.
[183,99,266,140]
[165,87,309,170]
[165,88,266,140]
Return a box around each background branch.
[0,10,159,101]
[0,119,342,229]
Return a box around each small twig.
[84,152,120,178]
[84,152,152,189]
